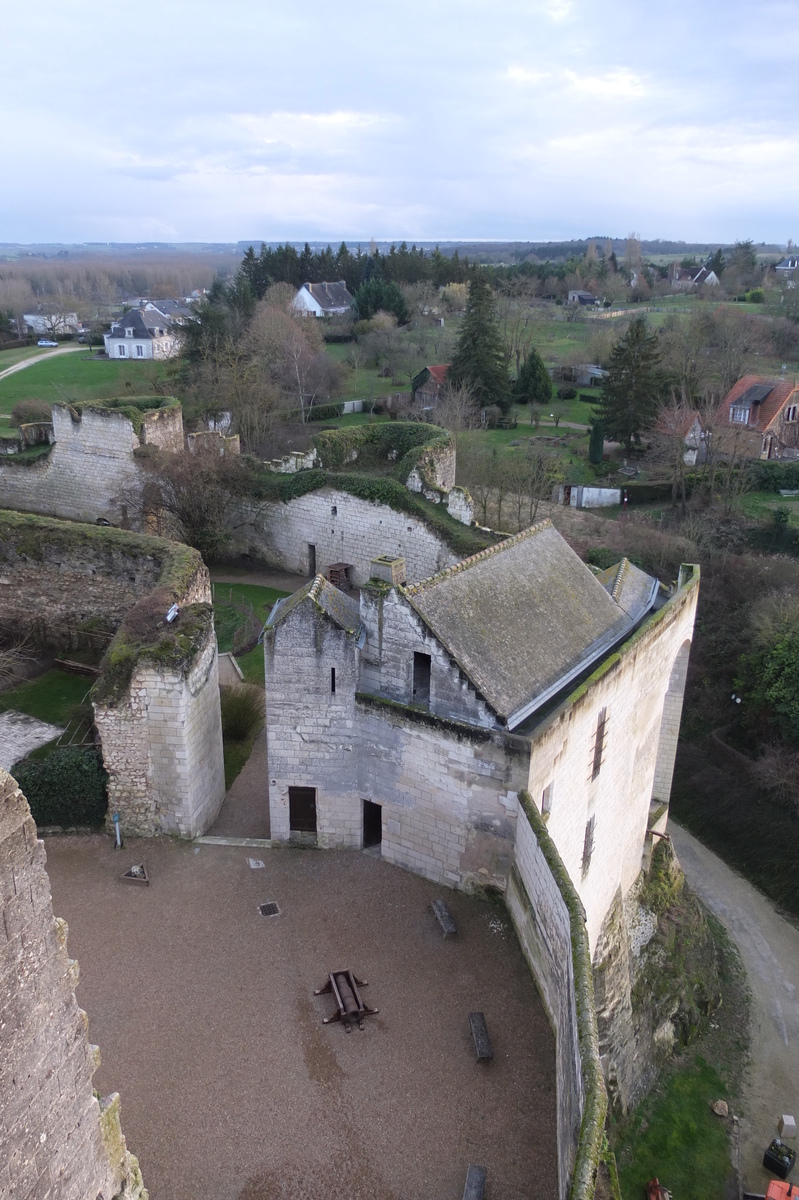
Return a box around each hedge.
[14,746,108,828]
[306,402,345,422]
[747,460,799,492]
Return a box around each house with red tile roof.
[411,364,449,409]
[714,375,799,460]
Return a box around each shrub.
[13,747,108,828]
[307,402,345,422]
[220,684,265,741]
[557,385,578,400]
[745,288,765,304]
[11,398,52,427]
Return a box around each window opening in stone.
[331,667,336,694]
[289,787,317,833]
[591,707,607,780]
[541,782,554,816]
[308,543,316,574]
[331,505,337,516]
[581,815,595,876]
[412,652,431,706]
[363,799,382,848]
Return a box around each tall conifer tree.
[448,277,510,412]
[595,316,662,452]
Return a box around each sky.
[2,0,798,246]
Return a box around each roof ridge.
[403,520,552,595]
[611,558,630,603]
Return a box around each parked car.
[37,339,58,347]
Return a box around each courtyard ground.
[45,836,558,1200]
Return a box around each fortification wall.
[507,806,584,1199]
[140,404,184,452]
[0,768,146,1200]
[524,574,699,953]
[0,406,141,524]
[95,631,225,838]
[234,486,461,585]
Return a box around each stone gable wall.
[233,487,461,586]
[524,577,699,954]
[0,769,145,1200]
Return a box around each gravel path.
[210,729,271,839]
[0,344,84,382]
[669,821,799,1193]
[45,837,558,1200]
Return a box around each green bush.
[745,287,765,304]
[748,460,799,492]
[307,402,345,422]
[220,684,265,741]
[557,385,578,400]
[13,747,108,828]
[11,398,52,426]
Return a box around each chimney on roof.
[370,555,406,586]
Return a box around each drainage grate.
[259,901,280,917]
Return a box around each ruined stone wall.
[358,585,497,728]
[94,630,225,838]
[0,768,146,1200]
[140,405,184,452]
[0,406,142,524]
[524,574,699,953]
[233,486,460,585]
[507,804,584,1199]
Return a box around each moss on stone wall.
[310,421,448,478]
[237,460,494,558]
[518,790,609,1200]
[65,395,179,435]
[0,510,208,707]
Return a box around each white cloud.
[565,69,647,98]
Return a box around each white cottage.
[103,308,179,360]
[292,280,355,317]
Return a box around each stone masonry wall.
[95,631,225,838]
[0,768,145,1200]
[140,405,184,452]
[507,807,584,1200]
[232,487,460,585]
[0,406,143,525]
[524,576,699,954]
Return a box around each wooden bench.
[468,1012,493,1060]
[462,1164,487,1200]
[431,897,457,938]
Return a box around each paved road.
[669,822,799,1193]
[0,344,84,383]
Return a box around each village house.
[567,289,599,306]
[292,280,355,317]
[715,374,799,460]
[668,263,720,290]
[23,310,80,335]
[656,407,709,465]
[775,255,799,274]
[103,307,179,360]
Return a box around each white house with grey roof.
[103,307,179,360]
[263,520,698,954]
[292,280,354,317]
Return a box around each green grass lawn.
[0,669,92,724]
[616,1056,731,1200]
[211,582,288,653]
[0,346,58,370]
[737,490,799,526]
[0,354,173,417]
[235,643,265,686]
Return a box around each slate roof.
[106,309,172,340]
[595,559,658,621]
[266,575,361,634]
[716,375,798,432]
[403,521,656,727]
[302,281,354,312]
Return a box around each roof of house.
[402,521,656,727]
[595,558,656,621]
[656,407,703,439]
[776,257,799,270]
[266,574,361,634]
[716,375,799,432]
[300,281,354,311]
[107,309,173,340]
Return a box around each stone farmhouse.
[291,280,354,317]
[715,374,799,460]
[103,308,180,360]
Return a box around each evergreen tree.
[514,346,551,407]
[354,278,409,323]
[448,277,511,412]
[588,421,604,464]
[595,316,663,452]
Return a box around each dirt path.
[0,344,84,382]
[669,821,799,1192]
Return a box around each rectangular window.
[786,406,798,422]
[541,782,554,817]
[730,407,750,424]
[118,346,126,357]
[289,787,317,833]
[581,815,595,876]
[330,667,336,694]
[412,652,431,706]
[591,707,607,780]
[136,345,144,357]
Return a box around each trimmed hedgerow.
[14,746,108,828]
[306,402,345,422]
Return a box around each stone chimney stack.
[370,555,407,586]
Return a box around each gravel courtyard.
[45,836,558,1200]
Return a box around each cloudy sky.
[3,0,797,245]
